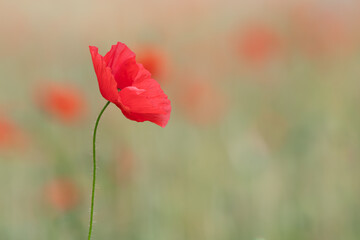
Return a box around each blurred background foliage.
[1,0,360,239]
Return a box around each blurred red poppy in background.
[35,83,86,124]
[290,3,355,59]
[0,116,27,151]
[44,178,80,212]
[178,79,227,125]
[137,46,169,82]
[113,148,136,184]
[89,42,171,127]
[236,23,283,66]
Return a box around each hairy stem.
[88,101,111,240]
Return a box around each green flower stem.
[88,101,111,240]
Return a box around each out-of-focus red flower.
[89,42,171,127]
[44,178,79,212]
[35,83,86,123]
[113,148,136,183]
[0,116,26,151]
[236,24,282,65]
[137,46,169,82]
[179,79,227,125]
[290,3,354,58]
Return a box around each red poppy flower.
[137,46,169,82]
[89,42,171,127]
[44,178,80,212]
[236,24,282,65]
[0,116,27,150]
[35,83,86,123]
[179,79,227,125]
[113,147,136,183]
[290,3,354,59]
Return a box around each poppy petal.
[103,42,138,90]
[89,46,119,102]
[133,63,152,83]
[117,78,171,127]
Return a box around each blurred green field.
[1,0,360,239]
